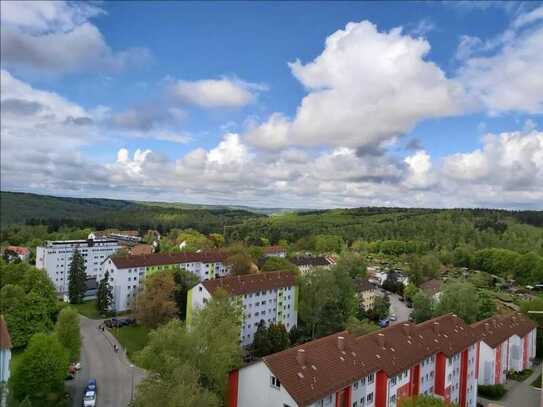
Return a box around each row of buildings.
[228,312,537,407]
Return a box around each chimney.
[401,324,411,337]
[376,333,385,347]
[337,336,345,351]
[484,322,490,331]
[296,349,306,366]
[433,322,440,335]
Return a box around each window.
[353,402,358,407]
[270,376,281,389]
[354,381,359,390]
[367,393,373,403]
[368,373,374,384]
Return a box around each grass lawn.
[531,374,542,388]
[71,300,102,319]
[110,325,150,364]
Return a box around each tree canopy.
[134,270,179,328]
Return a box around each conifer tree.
[96,271,113,315]
[68,249,86,304]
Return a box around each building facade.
[229,314,480,407]
[99,250,230,311]
[188,271,298,347]
[356,277,377,312]
[36,238,121,293]
[290,256,333,275]
[263,246,287,258]
[471,313,537,385]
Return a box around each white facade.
[0,348,10,384]
[445,352,461,405]
[189,282,298,347]
[237,361,299,407]
[419,355,436,395]
[465,344,478,407]
[36,239,121,293]
[386,369,409,407]
[347,373,376,407]
[99,256,230,312]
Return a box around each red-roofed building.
[188,271,298,347]
[471,313,536,385]
[3,245,31,262]
[229,314,480,407]
[263,246,287,258]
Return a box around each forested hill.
[0,191,264,233]
[229,207,543,254]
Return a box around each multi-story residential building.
[0,316,12,386]
[228,314,479,407]
[290,256,333,275]
[263,246,287,258]
[356,277,377,311]
[471,313,537,385]
[36,238,121,293]
[99,250,230,312]
[188,271,298,347]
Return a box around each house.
[290,256,333,275]
[2,245,31,262]
[0,315,12,386]
[188,271,298,347]
[129,244,154,256]
[471,313,537,385]
[36,238,121,294]
[99,250,230,312]
[420,279,443,300]
[263,246,287,258]
[229,314,479,407]
[356,277,378,311]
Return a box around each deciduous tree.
[133,271,178,328]
[335,252,367,279]
[411,292,434,323]
[174,269,199,320]
[10,333,69,403]
[435,280,480,324]
[55,307,81,362]
[261,257,298,274]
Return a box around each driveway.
[478,364,542,407]
[66,316,146,407]
[385,290,411,324]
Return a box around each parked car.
[83,390,96,407]
[390,314,397,321]
[378,319,389,328]
[86,379,97,393]
[105,318,122,328]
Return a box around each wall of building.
[419,355,436,395]
[235,361,299,407]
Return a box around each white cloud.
[169,78,266,108]
[457,6,543,114]
[246,21,464,150]
[0,1,151,76]
[404,150,435,189]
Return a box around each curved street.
[66,316,146,407]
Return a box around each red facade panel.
[495,343,502,385]
[408,364,420,396]
[375,371,388,407]
[459,349,468,407]
[434,353,446,397]
[523,334,529,369]
[228,369,239,407]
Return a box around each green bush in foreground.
[478,384,507,400]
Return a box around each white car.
[83,390,96,407]
[390,314,397,321]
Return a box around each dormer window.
[270,376,281,389]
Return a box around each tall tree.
[251,320,272,357]
[435,280,480,324]
[477,290,497,320]
[411,292,434,323]
[55,307,81,362]
[261,257,298,274]
[134,270,179,328]
[370,295,390,321]
[335,252,367,279]
[346,316,379,337]
[68,249,86,304]
[10,333,69,404]
[132,364,219,407]
[173,269,199,320]
[96,271,114,315]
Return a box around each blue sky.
[1,1,542,209]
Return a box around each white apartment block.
[472,313,537,385]
[188,271,298,347]
[36,238,121,293]
[99,250,230,312]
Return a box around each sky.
[1,1,542,209]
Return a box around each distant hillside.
[0,191,264,232]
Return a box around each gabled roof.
[471,312,537,348]
[0,316,12,349]
[420,279,442,296]
[355,277,375,292]
[110,250,227,269]
[5,246,30,256]
[202,271,296,296]
[260,314,477,406]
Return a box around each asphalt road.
[66,316,145,407]
[382,290,412,324]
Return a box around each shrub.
[477,384,506,400]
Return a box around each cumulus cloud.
[0,1,151,76]
[457,5,543,114]
[168,78,266,108]
[246,21,464,150]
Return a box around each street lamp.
[527,311,542,407]
[130,364,135,402]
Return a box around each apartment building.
[188,271,298,347]
[100,250,230,312]
[471,313,537,385]
[356,277,377,311]
[290,256,333,275]
[229,314,479,407]
[36,238,121,293]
